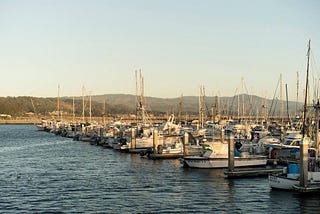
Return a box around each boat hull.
[268,174,299,190]
[269,172,320,190]
[182,156,267,169]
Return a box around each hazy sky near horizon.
[0,0,320,101]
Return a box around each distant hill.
[0,94,303,118]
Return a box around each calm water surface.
[1,125,320,213]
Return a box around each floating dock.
[293,183,320,193]
[224,167,283,178]
[148,153,184,159]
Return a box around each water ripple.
[1,125,320,213]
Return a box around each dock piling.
[153,129,158,153]
[228,133,235,171]
[300,137,309,188]
[131,128,136,149]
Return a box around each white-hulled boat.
[269,165,320,190]
[268,144,320,190]
[181,142,267,168]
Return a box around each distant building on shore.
[0,114,12,119]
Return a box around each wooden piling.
[131,128,136,149]
[300,137,309,188]
[228,133,235,171]
[183,131,189,156]
[153,129,158,153]
[220,129,225,143]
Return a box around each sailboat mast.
[285,84,290,123]
[82,85,85,123]
[135,70,138,125]
[279,74,283,123]
[89,91,92,123]
[296,71,299,116]
[242,77,245,119]
[302,40,311,137]
[72,96,75,123]
[103,98,106,125]
[178,94,183,124]
[57,84,61,120]
[299,39,311,189]
[141,73,145,124]
[237,92,240,120]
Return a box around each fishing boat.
[269,40,320,191]
[143,135,184,159]
[269,159,320,190]
[181,142,267,168]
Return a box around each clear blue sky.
[0,0,319,101]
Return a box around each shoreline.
[0,120,36,125]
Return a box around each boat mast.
[279,74,283,123]
[141,71,145,124]
[199,85,205,129]
[72,96,75,124]
[82,85,85,123]
[302,40,310,138]
[89,91,92,123]
[242,77,245,120]
[296,71,299,116]
[103,98,106,125]
[178,94,183,124]
[237,92,240,120]
[299,39,311,189]
[57,84,60,121]
[314,100,320,161]
[285,84,290,124]
[217,92,220,118]
[135,70,138,125]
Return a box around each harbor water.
[1,125,320,213]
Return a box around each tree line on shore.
[0,94,301,119]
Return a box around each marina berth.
[268,138,320,190]
[181,135,268,169]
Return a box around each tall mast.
[199,85,205,128]
[72,96,75,123]
[178,94,183,124]
[135,70,138,125]
[103,98,106,125]
[302,40,311,137]
[242,77,245,119]
[57,84,61,120]
[279,74,283,123]
[217,91,220,118]
[82,85,85,123]
[89,91,92,123]
[141,72,145,124]
[300,39,311,189]
[296,71,299,116]
[285,83,290,123]
[237,92,240,120]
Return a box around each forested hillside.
[0,94,302,118]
